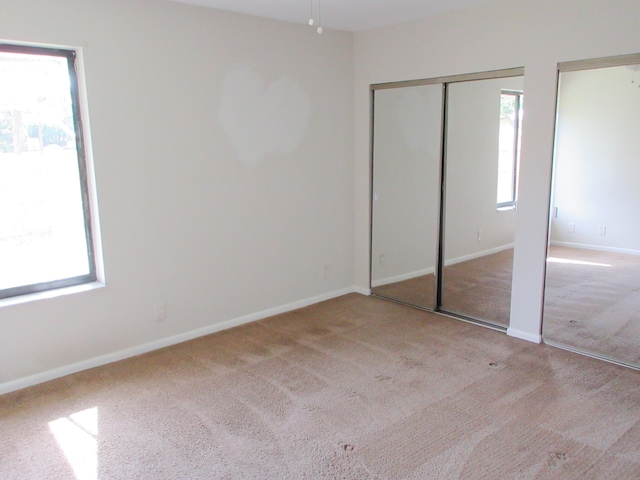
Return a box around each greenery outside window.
[497,90,523,209]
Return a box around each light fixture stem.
[308,0,323,33]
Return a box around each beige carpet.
[2,294,640,479]
[543,245,640,367]
[373,249,513,327]
[372,272,436,309]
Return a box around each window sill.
[0,281,105,309]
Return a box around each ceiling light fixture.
[308,0,323,34]
[626,64,640,87]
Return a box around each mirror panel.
[543,60,640,367]
[440,76,523,327]
[371,84,443,309]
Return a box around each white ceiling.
[169,0,502,32]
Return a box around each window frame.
[0,43,98,300]
[497,89,523,210]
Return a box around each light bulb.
[317,26,323,34]
[308,18,314,26]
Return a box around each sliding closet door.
[370,84,443,309]
[440,75,523,327]
[370,69,522,329]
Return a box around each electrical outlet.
[323,264,330,279]
[568,223,575,233]
[154,302,166,323]
[598,225,606,235]
[477,229,482,241]
[379,253,386,266]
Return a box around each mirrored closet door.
[370,83,443,309]
[441,75,523,327]
[543,54,640,368]
[370,68,524,329]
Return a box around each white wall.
[354,0,640,342]
[551,65,640,253]
[0,0,354,391]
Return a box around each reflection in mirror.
[441,76,523,327]
[543,59,640,367]
[371,84,442,309]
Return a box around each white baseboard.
[445,243,515,267]
[550,241,640,256]
[507,327,542,344]
[372,267,434,287]
[371,244,514,288]
[353,286,371,296]
[0,286,358,396]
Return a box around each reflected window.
[497,91,523,209]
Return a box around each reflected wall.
[370,84,442,309]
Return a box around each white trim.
[372,267,434,287]
[445,243,514,267]
[371,244,514,288]
[550,241,640,257]
[507,327,542,344]
[353,286,371,295]
[75,46,106,286]
[0,281,105,309]
[0,286,357,396]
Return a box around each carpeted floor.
[543,245,640,367]
[1,294,640,479]
[372,272,437,310]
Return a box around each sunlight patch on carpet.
[547,257,612,267]
[49,407,98,480]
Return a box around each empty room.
[1,0,639,478]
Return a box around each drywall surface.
[0,0,354,389]
[354,0,640,341]
[551,65,640,253]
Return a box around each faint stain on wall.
[218,65,310,166]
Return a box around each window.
[0,44,99,299]
[497,90,523,209]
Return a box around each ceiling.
[169,0,502,32]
